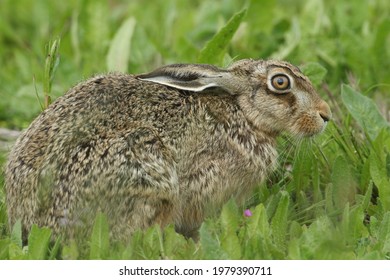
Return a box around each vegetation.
[0,0,389,259]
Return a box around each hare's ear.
[136,64,240,94]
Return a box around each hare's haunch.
[5,59,331,242]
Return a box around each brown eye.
[271,74,290,91]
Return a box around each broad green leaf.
[270,191,290,250]
[341,204,367,242]
[220,199,241,259]
[198,9,246,64]
[341,84,390,140]
[300,62,327,87]
[379,212,390,252]
[331,155,357,210]
[10,220,23,248]
[221,231,241,259]
[220,199,240,234]
[246,203,270,239]
[89,212,110,260]
[107,17,136,72]
[199,222,227,260]
[27,225,52,260]
[369,129,390,212]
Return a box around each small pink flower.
[244,209,252,217]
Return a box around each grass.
[0,0,390,259]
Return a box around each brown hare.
[5,59,331,242]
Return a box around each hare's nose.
[317,100,332,123]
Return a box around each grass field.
[0,0,390,259]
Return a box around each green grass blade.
[198,9,246,64]
[107,17,136,72]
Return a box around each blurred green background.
[1,0,390,259]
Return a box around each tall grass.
[0,0,389,259]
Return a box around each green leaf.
[361,182,373,211]
[246,203,270,239]
[341,84,390,140]
[48,236,62,260]
[220,199,240,234]
[27,225,52,260]
[0,239,10,259]
[199,222,227,260]
[221,231,241,259]
[369,129,390,212]
[107,17,136,72]
[379,212,390,253]
[198,9,246,64]
[300,62,327,87]
[10,220,23,248]
[89,212,110,260]
[270,191,290,250]
[331,155,357,210]
[62,239,79,260]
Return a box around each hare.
[5,59,331,243]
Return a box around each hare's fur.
[5,59,331,242]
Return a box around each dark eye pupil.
[277,78,285,85]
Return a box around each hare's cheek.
[292,112,325,137]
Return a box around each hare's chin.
[290,123,327,138]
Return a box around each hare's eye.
[270,74,290,91]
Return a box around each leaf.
[10,220,23,248]
[62,239,79,260]
[27,225,52,260]
[361,182,373,211]
[300,62,327,87]
[331,155,357,210]
[199,222,227,260]
[48,236,62,260]
[220,199,240,234]
[107,17,136,72]
[379,212,390,252]
[0,239,9,259]
[369,129,390,212]
[270,191,290,250]
[341,84,390,140]
[246,203,270,239]
[221,230,241,259]
[198,9,247,64]
[89,212,110,260]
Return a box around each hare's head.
[137,59,331,137]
